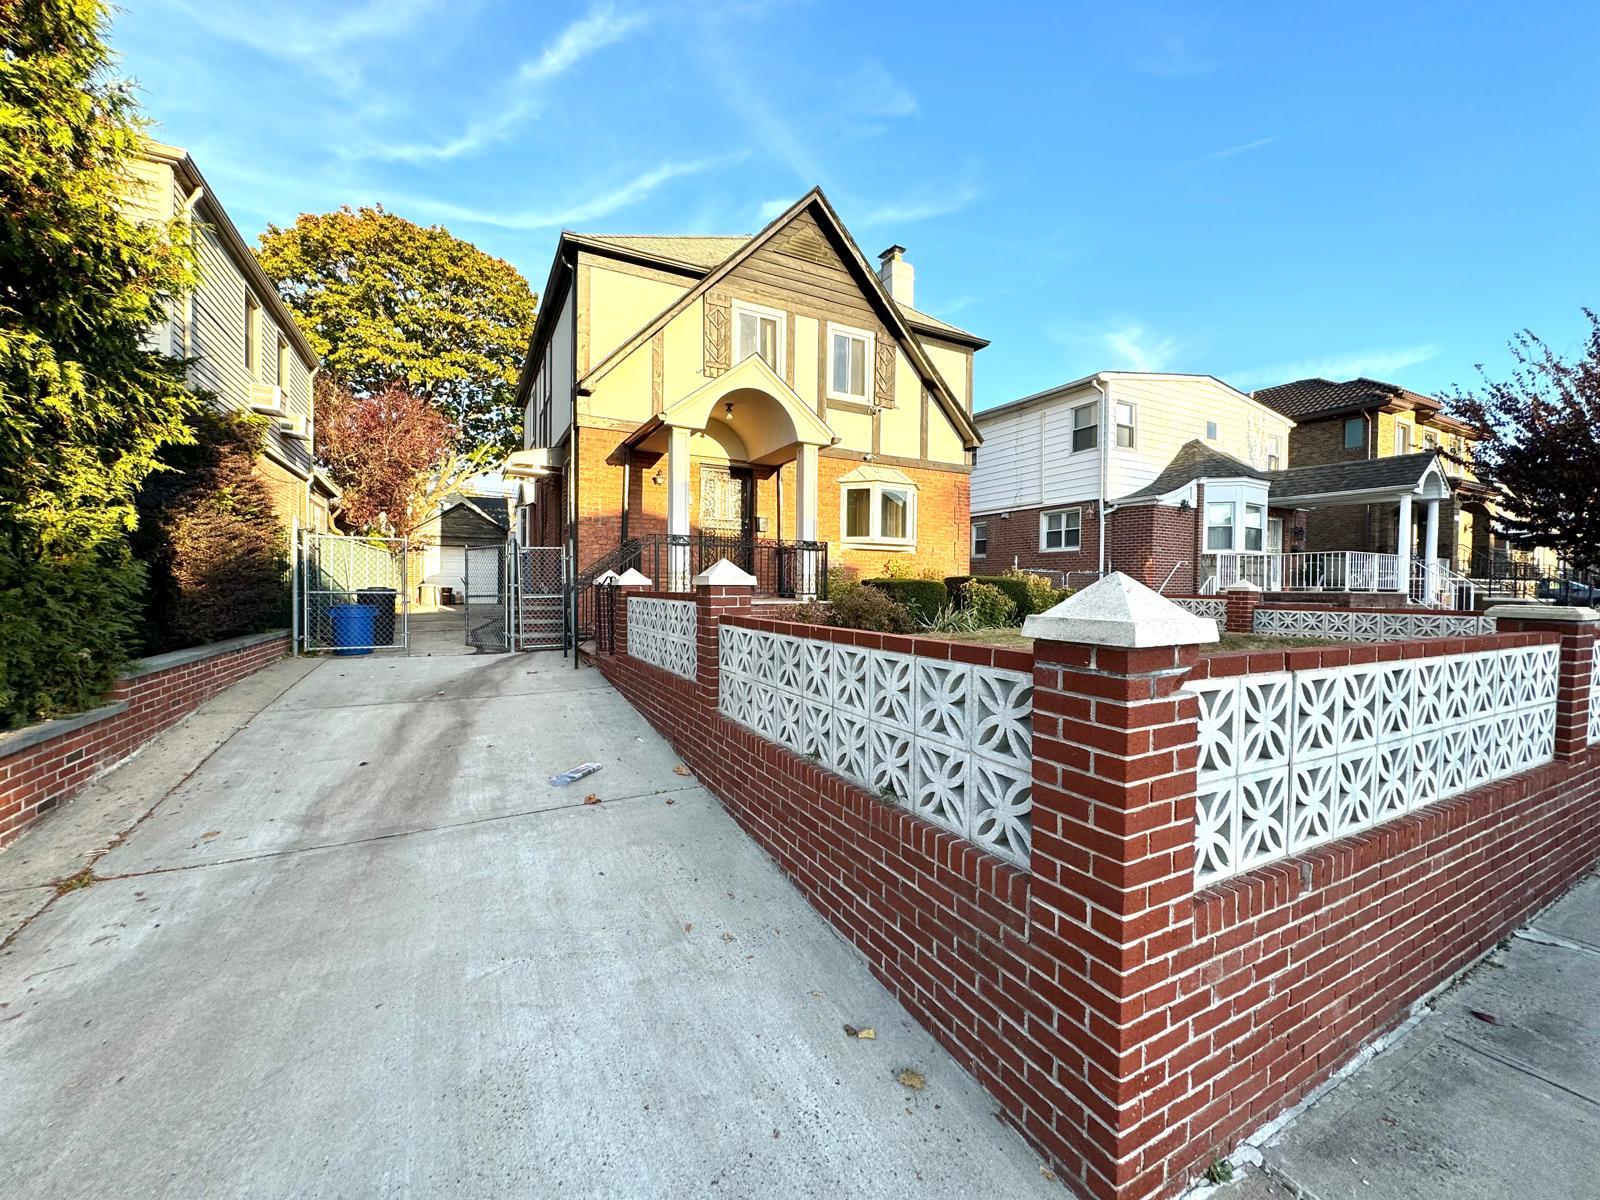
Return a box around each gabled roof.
[577,188,982,448]
[1263,452,1445,501]
[1253,377,1442,421]
[977,372,1293,428]
[565,226,986,348]
[1118,440,1269,501]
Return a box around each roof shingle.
[1253,377,1439,420]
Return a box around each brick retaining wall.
[594,586,1600,1199]
[0,631,289,847]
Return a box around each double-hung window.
[1396,423,1413,454]
[971,521,988,559]
[1114,401,1136,448]
[1071,403,1098,453]
[1040,508,1081,552]
[1344,416,1365,450]
[733,301,784,372]
[1206,502,1236,551]
[1266,435,1282,470]
[1244,503,1265,552]
[827,323,872,402]
[842,483,915,546]
[1205,420,1219,440]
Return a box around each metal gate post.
[290,518,301,654]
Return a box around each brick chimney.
[876,244,914,308]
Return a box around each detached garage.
[413,494,510,605]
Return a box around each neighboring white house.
[970,372,1294,580]
[125,140,339,532]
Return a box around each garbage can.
[356,586,399,646]
[329,603,376,656]
[439,586,456,607]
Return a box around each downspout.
[1092,374,1110,575]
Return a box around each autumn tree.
[1447,310,1600,576]
[314,379,491,537]
[0,0,200,727]
[256,207,537,453]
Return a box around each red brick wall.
[971,501,1203,590]
[972,501,1103,578]
[594,595,1600,1200]
[0,633,288,847]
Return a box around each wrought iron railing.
[1201,551,1467,607]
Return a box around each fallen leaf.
[683,923,693,934]
[672,765,692,777]
[896,1068,926,1091]
[843,1024,877,1040]
[721,932,736,943]
[201,831,220,839]
[665,798,676,806]
[771,1128,780,1139]
[1470,1010,1501,1026]
[358,761,369,767]
[1040,1167,1058,1182]
[583,794,602,806]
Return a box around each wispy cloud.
[360,4,650,163]
[1227,345,1440,389]
[1048,320,1187,373]
[1166,135,1278,173]
[393,155,739,231]
[855,182,982,228]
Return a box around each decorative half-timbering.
[874,340,896,408]
[703,292,730,376]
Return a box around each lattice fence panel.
[627,598,697,679]
[1187,644,1558,886]
[719,627,1034,865]
[1591,639,1600,745]
[1253,608,1495,641]
[1173,598,1226,623]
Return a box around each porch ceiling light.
[724,400,734,420]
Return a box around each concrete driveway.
[0,651,1062,1199]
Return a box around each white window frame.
[971,521,988,559]
[732,300,786,374]
[1205,420,1219,441]
[1396,422,1413,454]
[1205,501,1236,551]
[1114,401,1136,449]
[244,293,261,380]
[1266,434,1282,470]
[1039,507,1082,553]
[1071,403,1098,454]
[1243,503,1266,552]
[825,321,874,403]
[840,482,916,549]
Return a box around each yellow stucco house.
[503,189,986,594]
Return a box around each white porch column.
[1423,498,1441,603]
[1396,492,1413,597]
[793,443,820,599]
[667,424,691,590]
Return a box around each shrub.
[925,604,980,634]
[863,578,948,625]
[824,585,916,634]
[944,575,974,605]
[962,581,1017,627]
[1003,568,1069,615]
[826,563,860,597]
[134,410,288,652]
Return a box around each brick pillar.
[1023,574,1216,1200]
[692,559,757,707]
[1488,603,1600,759]
[1224,580,1261,633]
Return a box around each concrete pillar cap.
[1483,603,1600,623]
[594,570,620,585]
[613,568,652,586]
[1226,580,1262,593]
[1023,572,1220,648]
[692,559,758,587]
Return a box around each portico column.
[667,424,691,591]
[793,443,820,599]
[1423,498,1441,603]
[1396,492,1413,596]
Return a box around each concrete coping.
[1023,572,1220,648]
[0,700,130,759]
[121,629,288,680]
[1226,580,1262,592]
[1483,604,1600,625]
[613,568,652,587]
[692,559,758,587]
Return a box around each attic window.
[827,323,872,401]
[1205,420,1219,441]
[733,301,784,373]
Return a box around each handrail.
[1157,560,1188,595]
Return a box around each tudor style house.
[971,372,1468,605]
[502,190,985,594]
[126,141,339,533]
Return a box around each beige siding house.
[128,141,338,532]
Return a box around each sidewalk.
[1213,872,1600,1200]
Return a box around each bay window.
[841,482,915,546]
[1205,502,1235,551]
[1244,503,1265,552]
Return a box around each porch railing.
[1201,552,1467,608]
[633,533,829,597]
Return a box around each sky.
[113,0,1600,413]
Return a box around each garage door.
[423,544,466,593]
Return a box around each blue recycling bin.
[329,602,376,656]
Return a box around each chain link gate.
[464,543,509,652]
[509,545,569,651]
[295,530,410,653]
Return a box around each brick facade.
[0,632,288,847]
[970,500,1201,591]
[594,588,1600,1199]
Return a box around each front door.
[1267,518,1285,590]
[698,464,755,574]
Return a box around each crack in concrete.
[1442,1033,1600,1109]
[1517,925,1600,957]
[0,660,325,954]
[83,782,708,885]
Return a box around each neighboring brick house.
[127,141,339,533]
[969,373,1295,591]
[1252,377,1491,572]
[501,189,985,593]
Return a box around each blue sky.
[114,0,1600,411]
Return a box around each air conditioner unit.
[248,382,285,415]
[280,412,311,440]
[504,447,559,478]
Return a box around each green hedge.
[946,574,1051,619]
[863,578,949,624]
